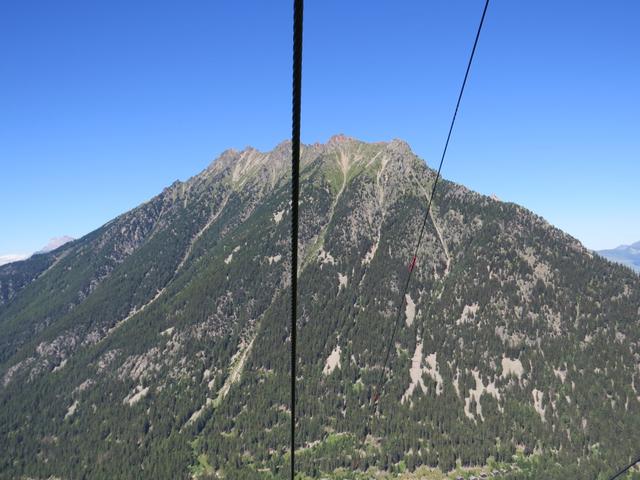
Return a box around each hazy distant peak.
[598,240,640,272]
[0,254,29,267]
[0,237,74,267]
[36,236,74,254]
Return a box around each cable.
[607,455,640,480]
[369,0,490,421]
[291,0,303,478]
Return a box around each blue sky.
[1,0,638,257]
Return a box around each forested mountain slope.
[1,136,639,479]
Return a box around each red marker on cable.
[408,256,417,272]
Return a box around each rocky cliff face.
[1,136,639,479]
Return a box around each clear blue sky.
[1,0,638,256]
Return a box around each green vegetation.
[0,138,639,479]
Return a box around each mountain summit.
[598,241,640,273]
[1,137,638,479]
[35,235,75,254]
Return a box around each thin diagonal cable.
[290,0,303,478]
[606,454,640,480]
[370,0,490,416]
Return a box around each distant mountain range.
[0,254,29,267]
[1,137,639,479]
[598,241,640,272]
[0,236,74,267]
[35,235,75,254]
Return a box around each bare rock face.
[0,136,639,479]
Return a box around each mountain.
[0,236,75,268]
[35,235,75,254]
[1,136,639,480]
[598,241,640,273]
[0,254,29,267]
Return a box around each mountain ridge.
[0,137,638,479]
[598,241,640,273]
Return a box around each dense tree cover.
[0,139,639,479]
[0,249,62,309]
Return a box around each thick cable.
[290,0,303,478]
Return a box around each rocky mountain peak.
[201,136,423,194]
[327,133,355,144]
[386,137,413,154]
